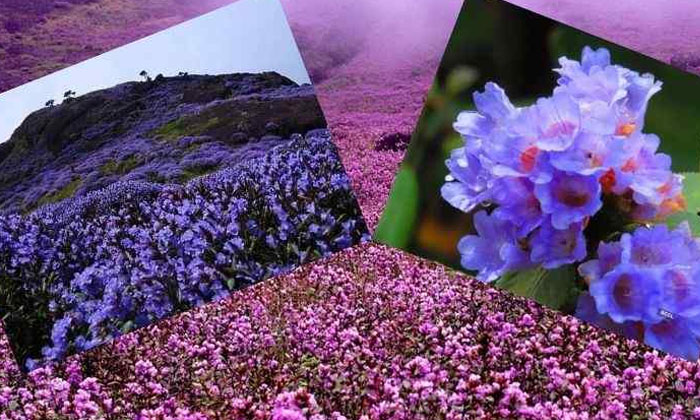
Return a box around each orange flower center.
[520,146,539,172]
[656,182,673,195]
[621,159,638,172]
[615,122,636,137]
[659,194,687,218]
[600,169,616,193]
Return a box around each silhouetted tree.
[63,90,76,103]
[139,70,152,82]
[45,99,55,107]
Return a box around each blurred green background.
[375,0,700,276]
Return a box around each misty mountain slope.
[0,72,326,213]
[0,0,237,92]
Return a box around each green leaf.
[445,66,478,96]
[120,321,135,334]
[374,166,420,248]
[665,172,700,236]
[495,265,579,311]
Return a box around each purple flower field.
[510,0,700,75]
[0,0,237,93]
[0,72,324,213]
[0,72,368,370]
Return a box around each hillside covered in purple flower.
[0,72,368,370]
[0,72,326,213]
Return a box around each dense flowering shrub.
[443,46,680,278]
[0,132,368,370]
[441,46,699,359]
[577,223,700,359]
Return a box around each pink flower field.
[3,243,700,419]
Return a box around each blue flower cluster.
[0,132,368,370]
[442,46,700,359]
[442,47,685,282]
[578,223,700,359]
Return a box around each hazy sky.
[0,0,311,143]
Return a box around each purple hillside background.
[0,0,238,93]
[1,0,700,418]
[509,0,700,74]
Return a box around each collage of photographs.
[0,0,699,418]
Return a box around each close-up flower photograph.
[376,0,700,362]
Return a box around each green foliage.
[665,172,700,235]
[0,274,55,368]
[180,163,220,182]
[495,265,580,311]
[374,166,420,248]
[37,177,81,207]
[100,155,142,175]
[146,171,169,184]
[445,66,478,97]
[152,118,188,140]
[152,117,220,141]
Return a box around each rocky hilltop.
[0,72,326,213]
